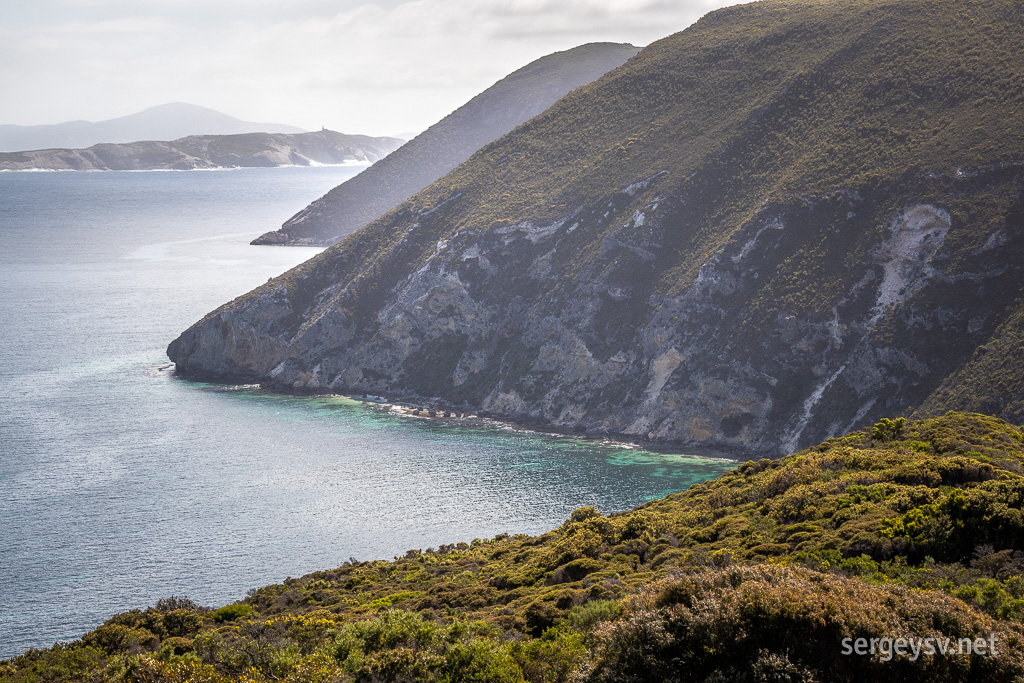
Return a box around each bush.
[162,609,204,638]
[566,600,620,632]
[159,636,193,657]
[210,603,252,623]
[579,565,1024,682]
[872,417,906,442]
[82,624,158,653]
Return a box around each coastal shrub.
[2,644,106,682]
[154,596,203,613]
[368,591,420,610]
[566,600,620,632]
[82,624,159,653]
[332,611,525,682]
[509,627,586,683]
[11,413,1024,682]
[872,417,906,442]
[162,609,204,638]
[550,558,604,584]
[619,510,670,543]
[579,565,1024,682]
[158,636,193,657]
[211,603,253,623]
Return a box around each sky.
[0,0,744,137]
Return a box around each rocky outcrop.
[169,0,1024,455]
[169,165,1024,455]
[0,130,403,171]
[251,42,640,246]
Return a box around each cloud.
[0,0,744,135]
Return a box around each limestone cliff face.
[169,0,1024,454]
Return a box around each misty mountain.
[252,42,640,245]
[0,103,305,153]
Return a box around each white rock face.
[870,204,951,324]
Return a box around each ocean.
[0,167,736,659]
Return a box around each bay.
[0,167,736,659]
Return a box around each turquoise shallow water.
[0,168,737,659]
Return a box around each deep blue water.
[0,167,736,659]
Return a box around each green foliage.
[871,417,906,442]
[333,611,525,683]
[8,413,1024,682]
[367,591,420,610]
[211,603,253,623]
[565,600,620,632]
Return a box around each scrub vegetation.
[6,413,1024,681]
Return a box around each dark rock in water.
[169,0,1024,455]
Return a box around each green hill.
[169,0,1024,456]
[7,413,1024,681]
[252,43,640,245]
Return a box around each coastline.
[165,363,745,462]
[0,160,373,173]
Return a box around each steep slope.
[7,413,1024,681]
[0,103,304,153]
[170,0,1024,455]
[0,130,403,171]
[252,42,640,245]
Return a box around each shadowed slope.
[171,0,1024,455]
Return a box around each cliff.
[251,42,640,245]
[169,0,1024,456]
[0,130,403,171]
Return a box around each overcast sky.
[0,0,743,136]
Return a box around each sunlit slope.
[253,42,640,245]
[171,0,1024,454]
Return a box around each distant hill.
[252,42,640,245]
[0,130,403,171]
[0,103,305,153]
[172,0,1024,457]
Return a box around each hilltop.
[5,413,1024,680]
[170,0,1024,456]
[252,43,640,245]
[0,103,304,153]
[0,130,404,172]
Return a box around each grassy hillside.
[170,0,1024,455]
[7,413,1024,681]
[254,43,640,245]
